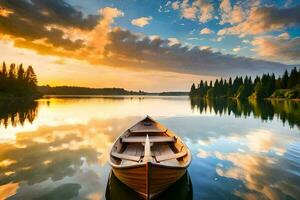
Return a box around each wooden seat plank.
[156,151,187,162]
[122,136,175,143]
[111,152,141,162]
[129,129,167,133]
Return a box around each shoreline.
[189,96,300,101]
[1,94,299,101]
[0,94,42,101]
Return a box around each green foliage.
[189,67,300,99]
[0,62,39,99]
[189,83,196,97]
[271,85,300,99]
[206,88,215,98]
[287,67,298,88]
[252,82,266,99]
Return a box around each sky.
[0,0,299,92]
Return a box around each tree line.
[38,85,189,96]
[0,62,39,98]
[189,67,300,99]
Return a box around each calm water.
[0,96,299,200]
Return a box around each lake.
[0,96,299,200]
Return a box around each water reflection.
[0,97,298,200]
[105,171,193,200]
[190,98,300,128]
[0,116,139,199]
[214,144,300,200]
[0,100,38,128]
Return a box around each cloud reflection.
[215,150,300,200]
[0,116,139,199]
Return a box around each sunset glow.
[0,0,299,91]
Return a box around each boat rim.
[108,116,192,169]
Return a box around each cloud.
[200,27,214,34]
[158,1,171,13]
[173,0,214,23]
[233,47,241,52]
[172,1,180,10]
[0,6,13,17]
[252,34,300,64]
[199,46,210,50]
[0,0,290,78]
[219,0,245,25]
[168,37,180,46]
[277,32,290,40]
[210,36,224,42]
[193,0,214,23]
[102,28,287,76]
[1,0,99,29]
[181,2,197,20]
[131,16,152,27]
[284,0,293,8]
[0,0,100,51]
[216,37,224,42]
[218,4,300,36]
[87,7,124,55]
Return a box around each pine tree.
[268,73,276,96]
[254,76,260,85]
[189,83,196,97]
[282,70,289,89]
[17,64,24,79]
[199,80,204,97]
[0,61,39,98]
[9,63,16,79]
[25,66,37,86]
[0,62,7,78]
[287,67,298,88]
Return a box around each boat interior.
[110,117,190,167]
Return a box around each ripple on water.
[284,143,300,176]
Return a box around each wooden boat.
[109,116,192,199]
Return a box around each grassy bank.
[270,86,300,99]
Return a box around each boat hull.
[112,163,187,199]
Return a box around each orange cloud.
[173,0,214,23]
[0,0,288,80]
[87,7,124,56]
[200,27,214,34]
[252,34,300,63]
[219,0,245,25]
[0,6,13,17]
[218,4,300,36]
[131,16,152,27]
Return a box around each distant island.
[189,67,300,100]
[0,62,188,99]
[38,85,189,96]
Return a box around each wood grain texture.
[112,163,187,199]
[109,116,192,199]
